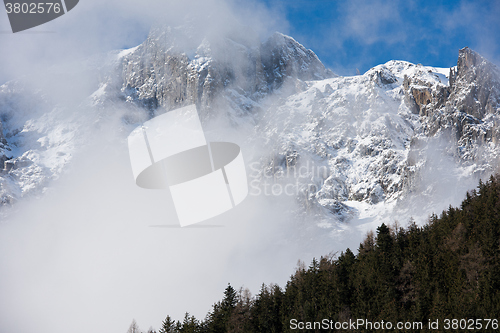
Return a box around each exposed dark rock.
[4,156,32,172]
[401,47,500,205]
[260,32,334,89]
[450,47,500,119]
[410,86,432,115]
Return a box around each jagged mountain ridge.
[253,47,500,223]
[0,22,499,227]
[94,25,334,120]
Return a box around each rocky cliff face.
[394,48,500,219]
[106,26,333,120]
[404,48,500,184]
[451,47,500,118]
[403,48,500,140]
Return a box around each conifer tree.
[158,315,178,333]
[127,319,140,333]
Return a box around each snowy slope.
[251,53,500,227]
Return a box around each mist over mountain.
[1,23,499,226]
[1,21,500,333]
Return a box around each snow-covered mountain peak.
[110,25,335,120]
[262,32,335,82]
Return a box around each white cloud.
[0,0,289,84]
[340,0,406,45]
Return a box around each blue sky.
[258,0,500,75]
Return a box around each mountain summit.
[101,26,334,120]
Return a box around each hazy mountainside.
[95,24,334,120]
[0,80,77,205]
[0,23,499,227]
